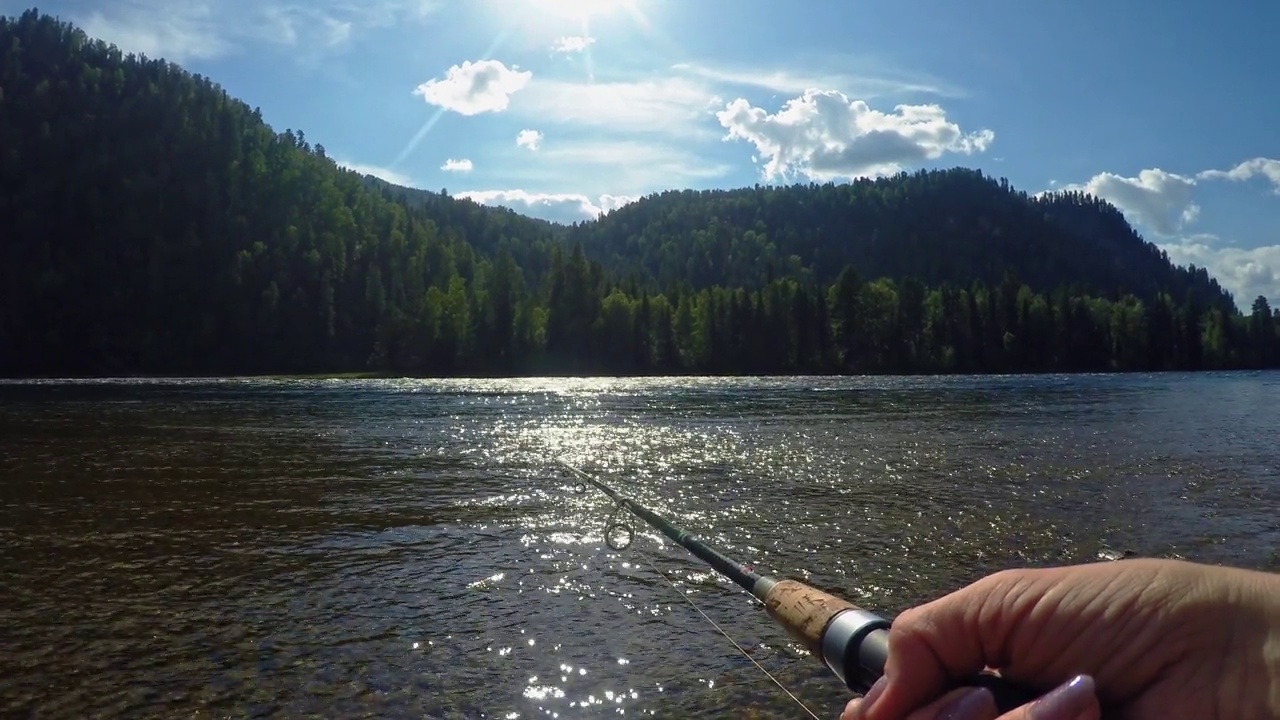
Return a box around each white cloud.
[672,62,952,98]
[1198,157,1280,193]
[516,129,544,151]
[488,139,731,198]
[516,76,717,137]
[257,6,356,49]
[78,3,229,62]
[457,190,638,224]
[322,16,352,47]
[552,35,595,53]
[516,67,952,143]
[441,158,474,172]
[534,140,732,190]
[350,0,442,26]
[255,6,301,45]
[1061,168,1199,237]
[414,59,532,116]
[70,0,439,62]
[1160,236,1280,306]
[716,90,994,182]
[335,159,413,186]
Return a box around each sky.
[7,0,1280,307]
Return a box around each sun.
[484,0,654,50]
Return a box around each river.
[1,373,1277,718]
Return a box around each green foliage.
[0,10,559,376]
[565,173,1238,315]
[2,10,1277,378]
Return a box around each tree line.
[372,247,1279,375]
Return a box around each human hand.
[839,559,1280,720]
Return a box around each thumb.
[854,677,1098,720]
[995,675,1100,720]
[865,566,1075,717]
[865,569,1034,719]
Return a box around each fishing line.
[632,545,823,720]
[571,476,819,712]
[555,460,1039,714]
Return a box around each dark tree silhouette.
[2,10,1276,378]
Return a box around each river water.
[1,373,1277,718]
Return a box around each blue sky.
[8,0,1280,306]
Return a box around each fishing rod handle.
[758,579,1038,714]
[823,610,1041,714]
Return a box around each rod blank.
[559,462,1040,711]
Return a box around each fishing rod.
[559,462,1038,713]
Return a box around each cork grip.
[761,579,856,654]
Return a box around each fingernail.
[850,676,888,719]
[936,687,996,720]
[1028,675,1095,720]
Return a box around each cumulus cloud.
[1160,236,1280,306]
[413,59,532,115]
[516,129,544,151]
[335,159,413,186]
[552,35,595,53]
[441,158,473,172]
[1198,157,1280,193]
[715,90,994,182]
[1060,168,1199,237]
[457,190,638,224]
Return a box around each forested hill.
[567,174,1235,311]
[362,177,568,245]
[0,10,564,376]
[1,10,1277,378]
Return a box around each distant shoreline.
[2,368,1274,382]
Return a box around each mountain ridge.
[557,170,1236,313]
[377,173,1235,318]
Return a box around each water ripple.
[1,373,1277,718]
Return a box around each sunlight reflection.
[466,572,506,589]
[523,685,566,700]
[245,374,1151,717]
